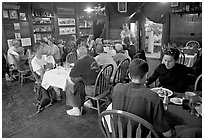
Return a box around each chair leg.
[97,100,100,116]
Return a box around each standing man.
[120,23,136,45]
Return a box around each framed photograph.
[58,18,75,26]
[14,23,20,30]
[59,27,76,35]
[19,13,27,21]
[171,2,179,7]
[15,33,21,39]
[118,2,127,13]
[3,10,9,18]
[9,10,18,19]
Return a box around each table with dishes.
[151,87,202,128]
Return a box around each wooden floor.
[2,79,104,138]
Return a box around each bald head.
[77,47,88,59]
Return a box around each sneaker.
[84,99,93,108]
[66,107,82,116]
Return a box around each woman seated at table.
[146,47,194,93]
[66,46,99,116]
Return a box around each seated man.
[112,58,173,137]
[94,44,117,81]
[7,39,21,69]
[113,43,131,65]
[66,47,99,116]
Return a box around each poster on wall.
[7,39,14,48]
[21,38,31,46]
[9,10,18,19]
[58,18,75,26]
[3,10,9,18]
[19,13,27,21]
[14,23,20,30]
[118,2,127,12]
[59,27,76,35]
[15,33,21,39]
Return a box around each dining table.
[41,65,75,105]
[165,91,202,129]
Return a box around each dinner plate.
[151,87,173,97]
[170,98,183,105]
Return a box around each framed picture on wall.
[59,27,76,35]
[171,2,179,7]
[58,18,75,26]
[15,33,21,39]
[9,10,18,19]
[118,2,127,12]
[3,10,9,18]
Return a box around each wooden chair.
[194,74,202,91]
[98,110,162,138]
[185,40,200,49]
[66,52,77,64]
[86,64,114,116]
[178,51,185,65]
[113,58,130,86]
[3,53,19,81]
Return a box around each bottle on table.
[163,91,168,110]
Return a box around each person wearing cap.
[146,47,194,92]
[113,43,131,65]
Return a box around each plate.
[170,98,183,105]
[70,63,74,67]
[151,87,173,97]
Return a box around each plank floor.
[2,79,104,138]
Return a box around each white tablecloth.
[179,54,197,67]
[41,66,74,91]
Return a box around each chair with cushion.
[86,64,114,116]
[98,109,162,138]
[113,58,130,86]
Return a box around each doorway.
[144,17,162,58]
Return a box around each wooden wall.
[170,13,202,46]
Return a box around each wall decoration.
[7,39,14,48]
[118,2,127,13]
[3,10,9,18]
[14,23,20,30]
[171,2,179,7]
[57,7,75,15]
[15,33,21,39]
[59,27,76,35]
[9,10,18,19]
[19,13,27,21]
[58,18,75,26]
[21,38,31,46]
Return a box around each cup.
[185,91,196,100]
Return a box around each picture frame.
[3,10,9,18]
[59,27,76,35]
[171,2,179,7]
[118,2,127,13]
[15,33,21,39]
[19,13,27,21]
[9,10,18,19]
[58,18,75,26]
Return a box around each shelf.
[34,31,53,33]
[33,23,52,25]
[32,16,54,18]
[79,27,92,29]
